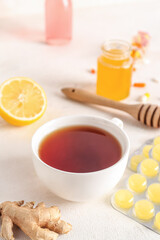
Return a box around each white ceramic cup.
[32,115,130,202]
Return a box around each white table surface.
[0,1,160,239]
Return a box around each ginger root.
[0,201,72,240]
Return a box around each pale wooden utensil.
[62,88,160,128]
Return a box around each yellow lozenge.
[134,199,154,221]
[152,144,160,162]
[154,136,160,145]
[114,189,134,209]
[147,183,160,204]
[154,212,160,230]
[130,155,144,171]
[128,174,147,193]
[140,158,159,177]
[142,145,153,158]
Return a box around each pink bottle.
[45,0,72,44]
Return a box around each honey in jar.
[97,40,133,100]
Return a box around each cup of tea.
[32,115,130,202]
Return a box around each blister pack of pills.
[111,136,160,234]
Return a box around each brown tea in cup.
[39,125,122,173]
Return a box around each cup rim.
[32,115,130,176]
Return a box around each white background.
[0,0,160,240]
[0,0,150,15]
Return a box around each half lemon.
[0,77,47,126]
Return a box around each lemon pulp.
[147,183,160,203]
[140,158,159,177]
[128,174,147,193]
[0,77,47,126]
[114,189,134,209]
[134,200,154,220]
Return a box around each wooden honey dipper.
[62,88,160,128]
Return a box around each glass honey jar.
[97,40,133,101]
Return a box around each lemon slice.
[0,77,47,126]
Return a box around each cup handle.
[111,118,123,129]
